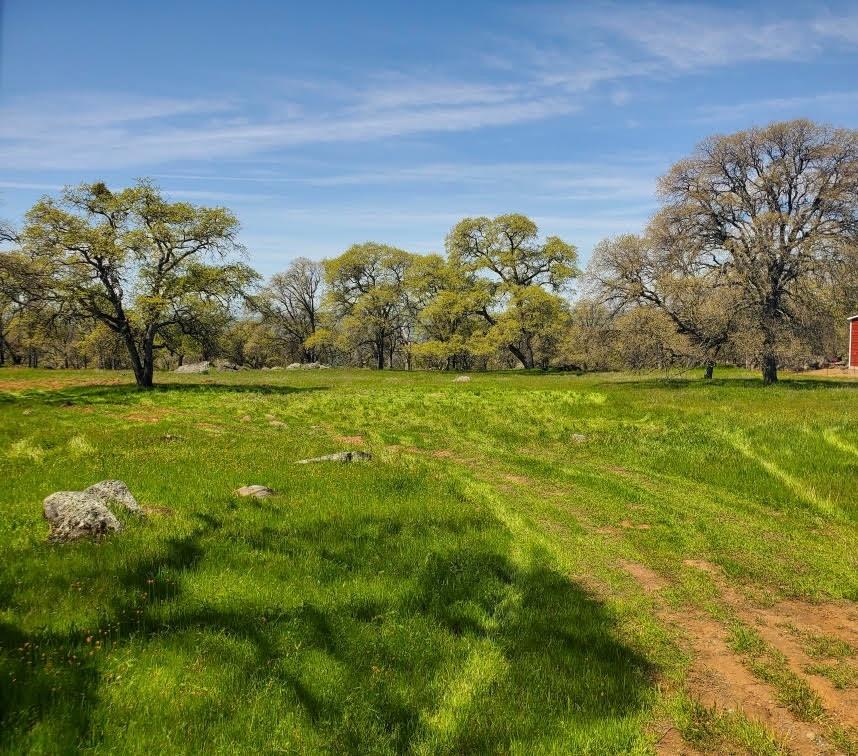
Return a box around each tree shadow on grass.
[590,375,858,391]
[0,382,329,407]
[0,513,655,753]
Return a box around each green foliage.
[19,180,257,385]
[446,214,579,368]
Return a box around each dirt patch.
[683,559,721,574]
[684,558,858,734]
[333,435,365,445]
[624,560,841,753]
[619,519,651,530]
[620,560,668,592]
[143,505,174,516]
[124,407,173,423]
[675,613,830,755]
[655,725,704,755]
[770,600,858,650]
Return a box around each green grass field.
[1,368,856,754]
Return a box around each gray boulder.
[174,361,210,374]
[296,451,372,464]
[235,485,275,498]
[43,491,122,542]
[84,479,143,513]
[454,375,471,383]
[43,479,144,542]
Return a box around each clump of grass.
[67,434,96,456]
[804,661,858,690]
[730,624,826,721]
[785,624,855,660]
[7,437,45,462]
[672,695,787,755]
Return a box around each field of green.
[1,367,856,754]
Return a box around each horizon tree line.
[1,119,856,387]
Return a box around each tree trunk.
[375,334,385,370]
[762,352,778,385]
[704,360,715,380]
[119,323,148,388]
[508,343,532,369]
[760,316,778,385]
[140,327,156,388]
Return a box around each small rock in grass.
[236,485,275,498]
[296,451,372,464]
[269,420,287,428]
[570,433,587,443]
[174,361,210,374]
[240,415,252,422]
[454,375,471,383]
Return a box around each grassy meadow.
[0,367,856,754]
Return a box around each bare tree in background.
[253,258,323,363]
[589,232,742,379]
[657,119,858,383]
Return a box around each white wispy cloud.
[0,79,576,171]
[526,3,858,75]
[695,91,858,123]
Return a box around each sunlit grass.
[1,366,856,752]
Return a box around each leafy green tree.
[405,254,487,370]
[446,214,578,368]
[321,243,417,369]
[21,180,256,387]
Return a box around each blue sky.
[2,1,858,274]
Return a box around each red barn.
[851,315,858,369]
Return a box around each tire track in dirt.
[619,560,838,755]
[683,560,858,734]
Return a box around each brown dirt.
[683,561,858,731]
[621,559,839,754]
[674,613,830,755]
[333,435,365,445]
[0,376,129,392]
[620,560,668,592]
[655,725,704,755]
[619,518,651,530]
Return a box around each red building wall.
[851,319,858,368]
